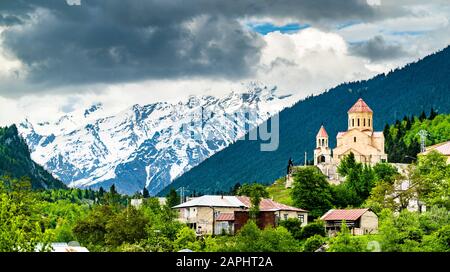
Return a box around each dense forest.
[161,46,450,195]
[0,125,66,189]
[385,111,450,163]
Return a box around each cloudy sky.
[0,0,449,125]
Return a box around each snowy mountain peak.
[18,84,293,195]
[84,103,103,118]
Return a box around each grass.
[267,177,294,206]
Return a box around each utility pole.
[177,187,189,203]
[417,130,428,153]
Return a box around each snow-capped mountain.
[18,83,293,195]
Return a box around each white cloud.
[256,28,377,97]
[0,1,449,127]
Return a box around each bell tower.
[314,125,332,165]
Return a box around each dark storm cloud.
[350,35,409,61]
[0,0,401,91]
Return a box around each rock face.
[18,83,292,195]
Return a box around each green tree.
[412,150,450,208]
[73,205,115,247]
[327,222,365,252]
[291,167,332,218]
[105,206,150,248]
[298,220,326,240]
[236,183,269,220]
[142,187,150,198]
[236,183,269,198]
[173,226,201,252]
[166,188,180,208]
[303,235,326,252]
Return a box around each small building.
[419,140,450,164]
[36,242,89,252]
[321,208,378,236]
[130,198,143,208]
[173,195,308,235]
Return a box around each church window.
[322,139,325,146]
[363,119,366,126]
[368,119,371,127]
[357,119,360,126]
[354,137,357,142]
[352,119,354,127]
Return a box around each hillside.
[266,177,293,206]
[385,113,450,163]
[160,45,450,195]
[0,125,66,190]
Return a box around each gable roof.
[348,98,373,114]
[236,196,307,212]
[316,125,328,138]
[173,195,307,212]
[321,208,370,221]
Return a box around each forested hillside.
[385,112,450,163]
[0,125,66,189]
[161,46,450,195]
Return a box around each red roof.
[321,209,369,221]
[236,196,307,212]
[348,98,373,113]
[316,125,328,138]
[216,213,235,221]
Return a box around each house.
[36,242,89,252]
[313,98,387,183]
[419,140,450,164]
[172,195,308,235]
[321,208,378,236]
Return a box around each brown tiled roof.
[321,208,369,221]
[348,98,373,113]
[316,125,328,138]
[216,213,235,221]
[236,196,307,212]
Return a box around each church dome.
[348,98,373,113]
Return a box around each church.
[314,98,388,181]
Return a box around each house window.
[298,214,305,223]
[283,214,288,220]
[354,137,357,142]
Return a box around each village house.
[419,140,450,164]
[172,195,308,235]
[320,208,378,236]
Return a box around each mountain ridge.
[0,125,66,189]
[18,83,294,195]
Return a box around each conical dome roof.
[348,98,373,113]
[316,125,328,138]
